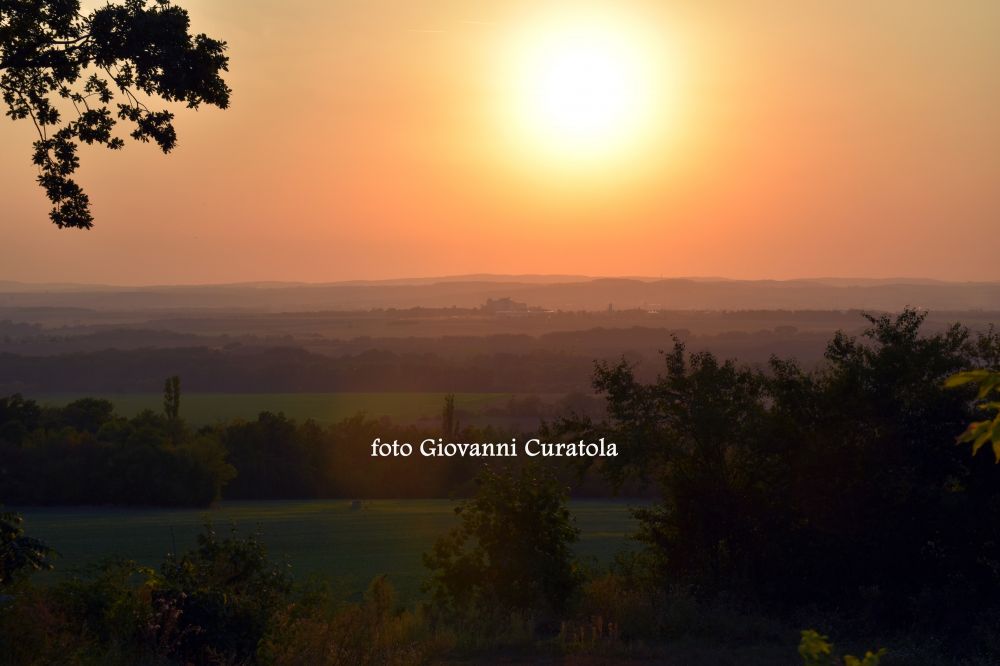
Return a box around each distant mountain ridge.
[1,276,999,312]
[0,275,983,291]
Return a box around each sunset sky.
[2,0,999,285]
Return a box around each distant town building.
[481,297,530,314]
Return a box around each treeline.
[0,395,637,505]
[218,413,491,500]
[5,311,998,393]
[0,396,234,506]
[0,396,466,504]
[0,347,596,393]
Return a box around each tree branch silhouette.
[0,0,230,229]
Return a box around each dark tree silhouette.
[441,392,457,439]
[163,374,180,420]
[0,508,54,586]
[0,0,230,229]
[423,465,581,626]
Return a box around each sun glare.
[502,12,668,168]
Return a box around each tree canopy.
[552,308,1000,628]
[423,464,581,628]
[0,0,230,229]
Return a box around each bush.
[156,523,293,664]
[0,508,54,588]
[260,576,451,666]
[423,464,582,639]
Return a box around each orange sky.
[2,0,999,285]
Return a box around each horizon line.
[1,274,999,291]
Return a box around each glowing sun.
[504,14,664,165]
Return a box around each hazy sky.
[2,0,999,284]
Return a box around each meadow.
[35,393,523,426]
[17,499,641,602]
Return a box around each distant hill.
[1,276,999,312]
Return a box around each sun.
[522,27,643,152]
[502,13,665,166]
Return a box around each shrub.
[423,464,582,638]
[260,576,452,666]
[0,508,54,588]
[155,523,293,664]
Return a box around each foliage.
[260,576,452,666]
[153,523,293,663]
[50,558,164,661]
[218,411,518,500]
[441,392,457,439]
[552,309,1000,632]
[572,553,659,643]
[1,393,576,504]
[0,395,236,506]
[423,464,581,632]
[0,508,54,587]
[6,309,1000,659]
[945,369,1000,461]
[0,393,41,445]
[0,521,454,665]
[0,344,598,393]
[799,630,886,666]
[0,0,229,228]
[0,524,297,664]
[163,374,180,421]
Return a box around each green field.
[36,392,524,426]
[17,500,641,602]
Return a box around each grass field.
[35,392,525,426]
[17,500,641,602]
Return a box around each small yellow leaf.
[973,430,992,455]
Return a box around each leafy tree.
[158,523,293,663]
[0,0,230,228]
[946,369,1000,461]
[219,411,326,499]
[0,508,54,587]
[163,374,180,421]
[553,309,1000,627]
[441,392,457,439]
[0,393,40,445]
[57,396,115,433]
[423,464,581,628]
[552,340,785,594]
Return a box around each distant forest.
[2,308,999,394]
[0,346,599,393]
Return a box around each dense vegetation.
[0,394,234,506]
[549,309,1000,647]
[0,346,598,393]
[0,390,629,503]
[423,466,582,632]
[2,309,1000,662]
[3,307,996,395]
[0,398,506,504]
